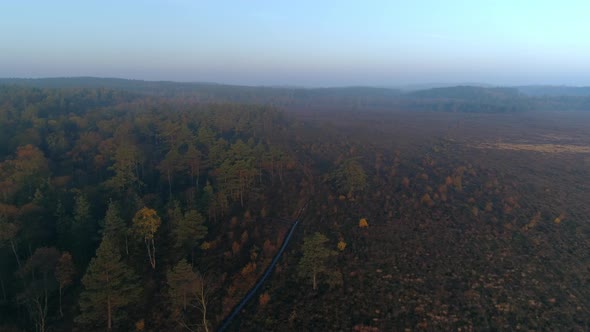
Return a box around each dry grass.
[474,143,590,154]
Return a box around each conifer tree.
[72,193,96,266]
[167,259,197,313]
[329,159,367,196]
[173,210,208,258]
[102,201,128,255]
[298,232,337,290]
[76,236,140,331]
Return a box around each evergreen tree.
[101,201,128,255]
[173,210,208,259]
[329,159,367,196]
[76,236,140,331]
[71,193,96,266]
[298,232,337,290]
[167,259,197,313]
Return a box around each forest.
[0,79,589,331]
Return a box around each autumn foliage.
[358,218,369,228]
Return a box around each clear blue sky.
[1,0,589,86]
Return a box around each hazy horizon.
[2,1,589,86]
[3,76,590,90]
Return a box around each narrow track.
[217,202,308,331]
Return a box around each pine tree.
[298,232,337,290]
[329,159,367,196]
[72,193,96,266]
[76,236,140,331]
[173,210,207,259]
[102,201,128,255]
[167,259,198,313]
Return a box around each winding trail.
[217,202,308,331]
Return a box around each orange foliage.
[506,196,518,206]
[401,177,410,188]
[455,166,466,175]
[200,241,213,250]
[51,175,72,188]
[337,240,347,251]
[240,230,249,244]
[240,262,257,276]
[132,207,161,240]
[135,319,145,331]
[263,239,275,257]
[453,176,463,191]
[0,204,18,219]
[359,218,369,228]
[231,241,241,255]
[421,193,434,207]
[554,213,566,224]
[445,176,453,186]
[259,292,271,306]
[230,216,239,228]
[522,212,541,231]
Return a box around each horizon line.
[1,76,589,89]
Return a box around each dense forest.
[1,80,590,331]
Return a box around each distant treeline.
[1,78,589,112]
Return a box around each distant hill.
[517,85,590,97]
[407,86,521,100]
[398,82,493,91]
[400,86,531,113]
[0,77,538,113]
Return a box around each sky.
[1,0,589,86]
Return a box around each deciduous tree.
[55,251,75,317]
[17,247,60,332]
[132,207,161,269]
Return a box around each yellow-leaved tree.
[359,218,369,228]
[132,207,161,269]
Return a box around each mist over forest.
[0,78,589,331]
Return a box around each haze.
[2,0,589,86]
